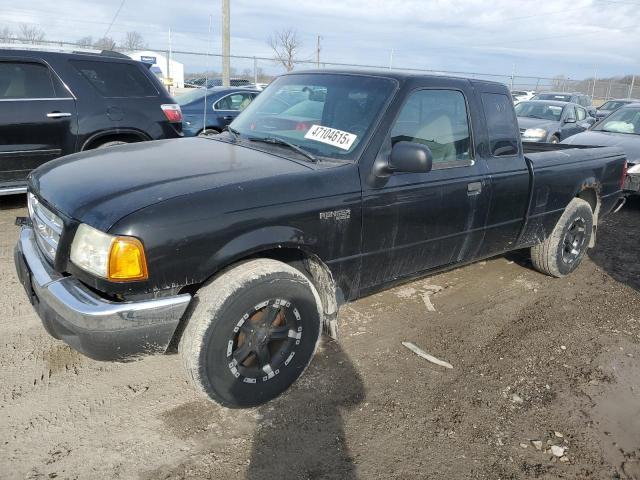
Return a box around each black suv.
[0,48,183,195]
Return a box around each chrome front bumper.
[14,226,192,361]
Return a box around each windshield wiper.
[247,136,317,162]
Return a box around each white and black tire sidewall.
[553,202,593,276]
[180,259,323,408]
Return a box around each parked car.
[562,102,640,194]
[532,91,596,116]
[178,87,260,136]
[185,78,252,88]
[516,100,594,143]
[511,90,536,103]
[15,70,626,408]
[0,48,182,195]
[595,98,640,119]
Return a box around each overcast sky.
[2,0,639,80]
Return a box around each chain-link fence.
[2,37,638,103]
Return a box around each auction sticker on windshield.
[304,125,357,151]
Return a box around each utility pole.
[591,69,597,101]
[253,56,258,85]
[167,27,172,94]
[221,0,230,87]
[316,35,321,68]
[629,75,636,98]
[510,64,516,91]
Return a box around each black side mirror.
[388,141,433,174]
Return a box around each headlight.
[628,163,640,174]
[70,224,148,281]
[522,128,547,139]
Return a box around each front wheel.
[530,197,593,277]
[549,135,560,144]
[179,259,323,408]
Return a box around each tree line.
[0,25,148,51]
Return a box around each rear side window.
[576,106,587,121]
[481,93,519,157]
[71,60,158,98]
[0,62,56,99]
[214,92,255,111]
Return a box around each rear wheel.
[179,259,323,408]
[530,197,593,277]
[95,140,128,149]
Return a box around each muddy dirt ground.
[1,195,639,480]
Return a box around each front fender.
[205,225,317,275]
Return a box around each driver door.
[359,81,490,293]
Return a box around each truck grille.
[28,193,63,262]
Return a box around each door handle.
[467,182,482,195]
[222,115,234,120]
[47,112,72,118]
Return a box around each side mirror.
[388,141,433,174]
[565,117,576,124]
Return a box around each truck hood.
[562,130,640,165]
[30,137,312,230]
[517,116,558,132]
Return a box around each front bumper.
[14,226,192,361]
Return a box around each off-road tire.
[95,140,128,149]
[179,259,323,408]
[531,197,593,277]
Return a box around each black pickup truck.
[14,70,627,408]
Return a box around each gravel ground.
[1,195,639,480]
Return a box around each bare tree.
[0,26,14,42]
[121,31,146,51]
[93,37,117,51]
[76,36,93,48]
[18,24,45,44]
[268,28,302,72]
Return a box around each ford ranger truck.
[14,70,627,408]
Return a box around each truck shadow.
[246,338,364,480]
[587,197,640,292]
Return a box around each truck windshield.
[230,73,396,160]
[515,102,563,121]
[592,108,640,135]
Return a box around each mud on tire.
[530,197,594,277]
[179,259,323,408]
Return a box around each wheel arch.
[170,237,341,351]
[81,129,151,150]
[576,184,601,247]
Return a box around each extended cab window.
[576,106,587,121]
[481,93,519,156]
[0,62,56,99]
[390,89,472,166]
[71,60,158,98]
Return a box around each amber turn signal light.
[108,237,148,281]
